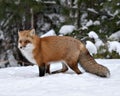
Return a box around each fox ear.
[30,29,35,36]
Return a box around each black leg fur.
[39,66,45,77]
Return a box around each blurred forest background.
[0,0,120,67]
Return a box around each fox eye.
[25,40,31,43]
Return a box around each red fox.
[18,29,110,77]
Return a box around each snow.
[93,20,100,25]
[41,23,51,31]
[0,59,120,96]
[42,1,56,4]
[0,30,4,40]
[81,26,88,30]
[88,31,99,39]
[88,31,104,49]
[86,20,93,27]
[108,30,120,41]
[7,50,18,67]
[81,20,100,30]
[107,41,120,55]
[48,14,65,23]
[41,29,56,38]
[107,10,119,17]
[95,38,104,49]
[117,3,120,6]
[59,25,76,35]
[81,13,88,27]
[60,0,67,6]
[87,8,98,14]
[86,41,97,55]
[14,0,20,5]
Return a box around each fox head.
[18,29,35,49]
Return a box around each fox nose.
[20,46,22,49]
[20,46,26,49]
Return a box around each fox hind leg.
[51,63,68,74]
[46,64,50,74]
[68,62,82,74]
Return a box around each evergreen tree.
[0,0,120,67]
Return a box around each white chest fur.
[19,44,37,64]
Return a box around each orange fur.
[18,29,110,77]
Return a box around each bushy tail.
[79,49,110,77]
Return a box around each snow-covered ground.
[0,59,120,96]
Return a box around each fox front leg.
[38,65,45,77]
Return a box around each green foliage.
[108,51,120,59]
[61,0,120,41]
[94,51,120,59]
[93,44,120,59]
[0,0,120,60]
[0,0,44,29]
[60,7,70,17]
